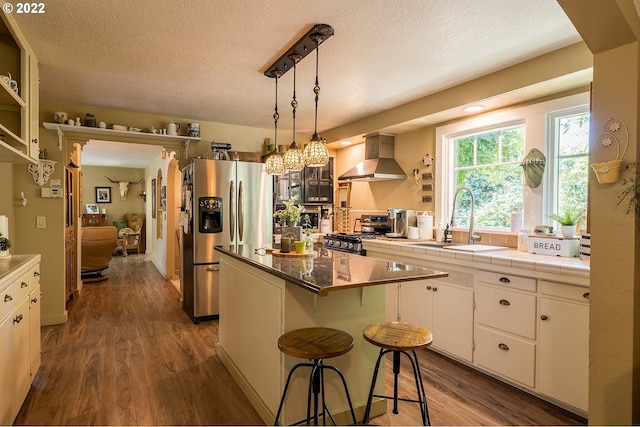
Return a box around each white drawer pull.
[4,294,12,302]
[499,277,511,284]
[499,299,510,306]
[498,343,509,351]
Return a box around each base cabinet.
[538,282,589,412]
[0,256,41,425]
[393,279,474,362]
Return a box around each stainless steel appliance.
[360,215,391,234]
[323,233,378,255]
[386,208,417,238]
[181,159,272,323]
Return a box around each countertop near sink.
[362,238,590,279]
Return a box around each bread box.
[528,235,579,257]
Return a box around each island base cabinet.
[474,326,535,387]
[29,284,41,378]
[538,296,588,412]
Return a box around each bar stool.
[362,321,433,426]
[274,327,357,426]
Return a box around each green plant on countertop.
[273,196,304,226]
[0,233,11,251]
[548,206,585,226]
[617,162,640,215]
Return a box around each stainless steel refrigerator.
[181,159,272,323]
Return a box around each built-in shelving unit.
[42,122,200,143]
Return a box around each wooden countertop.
[215,245,447,297]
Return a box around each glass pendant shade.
[284,143,305,171]
[304,138,329,167]
[265,152,285,175]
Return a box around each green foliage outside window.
[453,126,524,228]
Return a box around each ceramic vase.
[0,250,10,259]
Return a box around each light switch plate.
[36,216,46,229]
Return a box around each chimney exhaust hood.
[338,133,407,181]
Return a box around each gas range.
[323,233,379,255]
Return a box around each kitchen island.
[214,245,447,425]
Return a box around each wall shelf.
[42,122,201,153]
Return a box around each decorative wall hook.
[20,192,27,207]
[27,159,57,186]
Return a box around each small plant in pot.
[548,207,584,238]
[273,196,305,241]
[0,232,11,257]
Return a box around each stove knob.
[347,242,354,250]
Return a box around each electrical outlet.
[36,216,46,229]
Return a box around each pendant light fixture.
[265,71,285,175]
[304,32,330,168]
[263,24,334,175]
[283,54,305,172]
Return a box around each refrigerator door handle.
[238,180,244,241]
[205,266,220,272]
[229,180,235,241]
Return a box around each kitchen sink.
[408,242,510,252]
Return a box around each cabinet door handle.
[13,314,23,324]
[426,285,432,291]
[498,343,509,351]
[499,277,511,284]
[34,271,40,277]
[583,292,589,300]
[31,297,38,303]
[499,299,510,306]
[32,138,38,145]
[540,315,548,320]
[432,287,438,292]
[4,294,12,302]
[21,282,28,288]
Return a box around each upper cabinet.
[274,158,334,207]
[0,10,38,164]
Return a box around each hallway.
[14,255,585,425]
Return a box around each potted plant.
[273,196,304,240]
[0,232,11,258]
[616,162,640,215]
[549,207,584,238]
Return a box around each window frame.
[435,92,590,233]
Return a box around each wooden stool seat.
[363,321,433,351]
[274,327,357,426]
[363,321,433,426]
[278,327,354,360]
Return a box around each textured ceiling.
[11,0,582,165]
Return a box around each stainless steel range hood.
[338,133,407,181]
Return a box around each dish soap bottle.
[444,223,453,243]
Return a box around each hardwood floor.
[15,255,586,426]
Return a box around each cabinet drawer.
[479,270,536,292]
[476,285,536,339]
[0,281,16,321]
[474,325,535,387]
[14,272,30,302]
[539,280,589,303]
[29,264,40,287]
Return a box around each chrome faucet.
[450,186,481,245]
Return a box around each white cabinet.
[538,281,589,412]
[0,8,39,163]
[395,277,474,362]
[0,256,41,425]
[475,271,537,387]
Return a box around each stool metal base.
[274,358,357,426]
[362,348,430,426]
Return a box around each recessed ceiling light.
[340,140,352,146]
[464,105,485,112]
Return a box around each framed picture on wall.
[86,204,99,214]
[151,179,156,219]
[95,187,111,203]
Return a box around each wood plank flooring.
[14,255,586,426]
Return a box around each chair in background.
[81,226,117,282]
[113,213,146,254]
[117,227,141,256]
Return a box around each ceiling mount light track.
[264,24,334,79]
